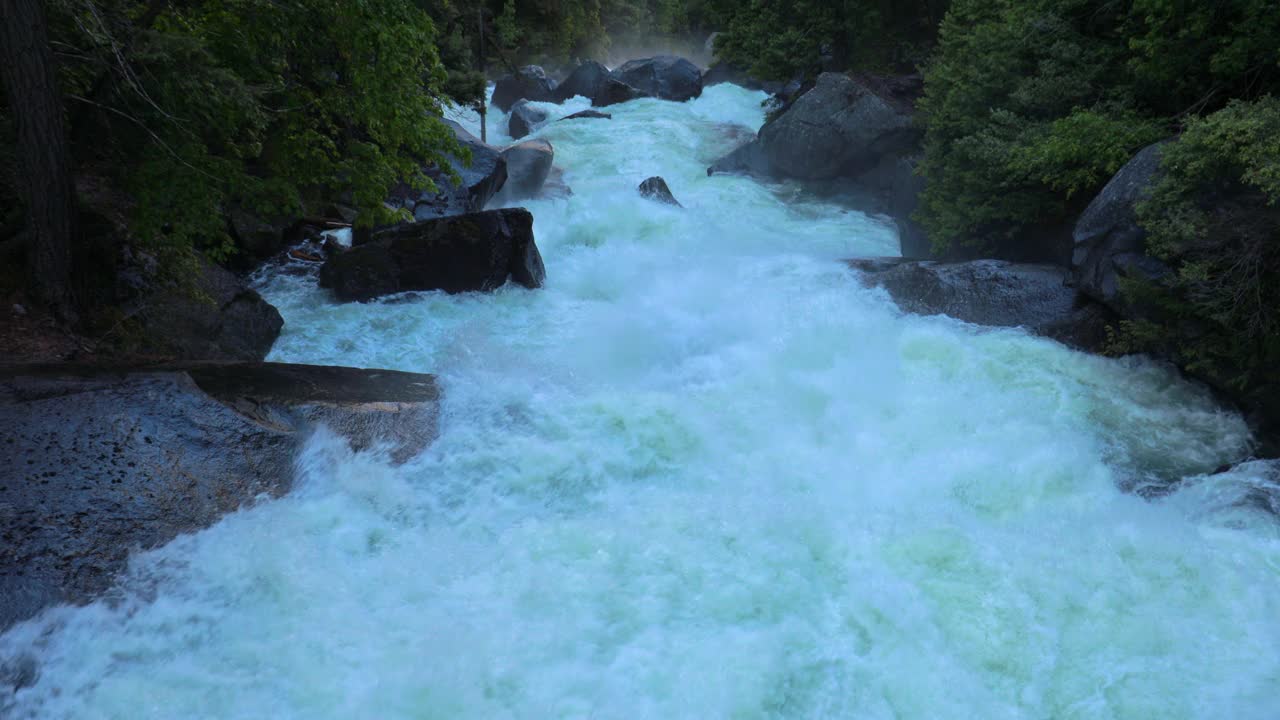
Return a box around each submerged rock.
[1071,141,1171,309]
[508,99,549,140]
[613,56,703,102]
[848,258,1112,351]
[0,362,440,630]
[494,139,555,202]
[491,65,556,113]
[388,121,507,222]
[561,109,612,122]
[638,176,682,207]
[319,208,545,301]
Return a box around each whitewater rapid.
[3,85,1279,719]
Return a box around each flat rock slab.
[0,362,439,631]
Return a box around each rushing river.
[5,85,1280,719]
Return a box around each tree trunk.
[0,0,78,322]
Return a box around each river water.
[4,85,1280,719]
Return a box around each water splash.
[4,85,1278,719]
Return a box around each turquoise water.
[3,85,1278,719]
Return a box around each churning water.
[4,86,1279,719]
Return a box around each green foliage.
[712,0,948,81]
[48,0,463,257]
[918,0,1280,254]
[1130,97,1280,391]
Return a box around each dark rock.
[491,65,556,113]
[493,140,555,203]
[614,56,703,102]
[319,208,545,302]
[0,362,440,630]
[848,258,1111,351]
[132,257,283,361]
[707,139,768,176]
[889,155,931,259]
[553,61,645,107]
[763,72,918,180]
[638,176,682,207]
[541,166,574,200]
[322,234,348,257]
[388,121,507,222]
[709,73,918,183]
[1072,142,1171,309]
[560,109,613,122]
[324,203,358,225]
[508,99,549,140]
[227,207,292,263]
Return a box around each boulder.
[508,99,549,140]
[491,65,556,113]
[553,61,645,107]
[319,208,545,301]
[848,258,1111,351]
[132,256,283,361]
[388,120,507,222]
[706,139,768,176]
[0,362,440,630]
[761,73,918,180]
[226,207,292,263]
[494,139,555,203]
[1071,141,1171,309]
[709,73,918,181]
[638,176,682,207]
[614,56,703,102]
[561,109,613,122]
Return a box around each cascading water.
[3,85,1279,719]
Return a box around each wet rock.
[227,206,293,263]
[132,256,283,361]
[494,140,555,203]
[0,362,440,630]
[1071,141,1171,310]
[387,121,507,222]
[848,258,1111,351]
[508,99,549,140]
[561,109,612,122]
[763,73,917,180]
[613,56,703,102]
[553,61,645,107]
[638,176,682,207]
[707,139,768,176]
[491,65,556,113]
[319,208,545,302]
[709,73,918,182]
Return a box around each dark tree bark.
[0,0,78,322]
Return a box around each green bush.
[48,0,465,258]
[917,0,1280,255]
[1130,97,1280,392]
